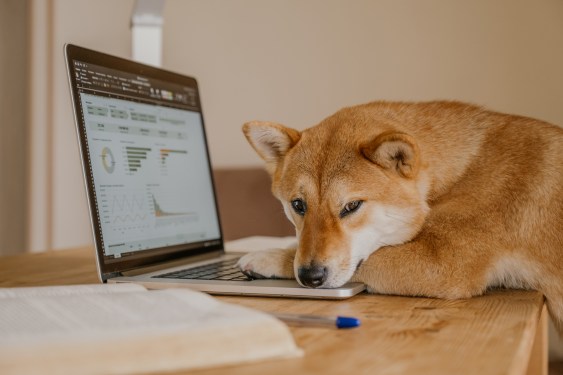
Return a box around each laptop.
[64,44,365,299]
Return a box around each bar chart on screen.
[125,146,151,174]
[159,148,188,175]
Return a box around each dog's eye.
[291,199,307,216]
[340,200,363,218]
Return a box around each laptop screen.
[65,45,223,279]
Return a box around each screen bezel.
[64,44,225,281]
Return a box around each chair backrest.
[213,168,294,240]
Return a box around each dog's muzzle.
[297,264,327,288]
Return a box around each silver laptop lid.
[65,44,224,281]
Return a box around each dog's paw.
[350,268,378,293]
[365,286,378,294]
[237,248,296,280]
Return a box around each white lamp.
[131,0,166,67]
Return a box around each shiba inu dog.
[237,101,563,334]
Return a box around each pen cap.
[335,316,360,329]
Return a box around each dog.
[237,101,563,334]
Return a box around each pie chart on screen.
[101,147,116,174]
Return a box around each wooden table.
[0,247,547,375]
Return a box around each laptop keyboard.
[154,258,251,281]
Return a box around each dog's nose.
[297,265,327,288]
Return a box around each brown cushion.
[212,168,294,240]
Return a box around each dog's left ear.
[361,131,420,178]
[243,121,301,174]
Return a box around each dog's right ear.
[242,121,301,173]
[361,131,420,178]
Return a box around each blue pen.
[271,313,360,329]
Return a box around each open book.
[0,284,301,375]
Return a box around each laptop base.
[109,277,366,299]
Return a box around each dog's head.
[243,107,430,288]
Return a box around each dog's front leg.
[237,248,297,279]
[351,240,490,300]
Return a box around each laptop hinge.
[102,272,123,282]
[120,250,225,277]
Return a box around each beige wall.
[0,0,29,255]
[28,0,563,252]
[163,0,563,167]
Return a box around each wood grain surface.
[0,248,546,375]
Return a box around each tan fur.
[239,101,563,334]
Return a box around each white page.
[0,283,145,298]
[0,288,275,348]
[0,287,302,375]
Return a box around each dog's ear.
[242,121,301,173]
[361,131,420,178]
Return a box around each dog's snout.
[298,264,327,288]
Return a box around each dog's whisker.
[384,213,411,224]
[384,211,410,219]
